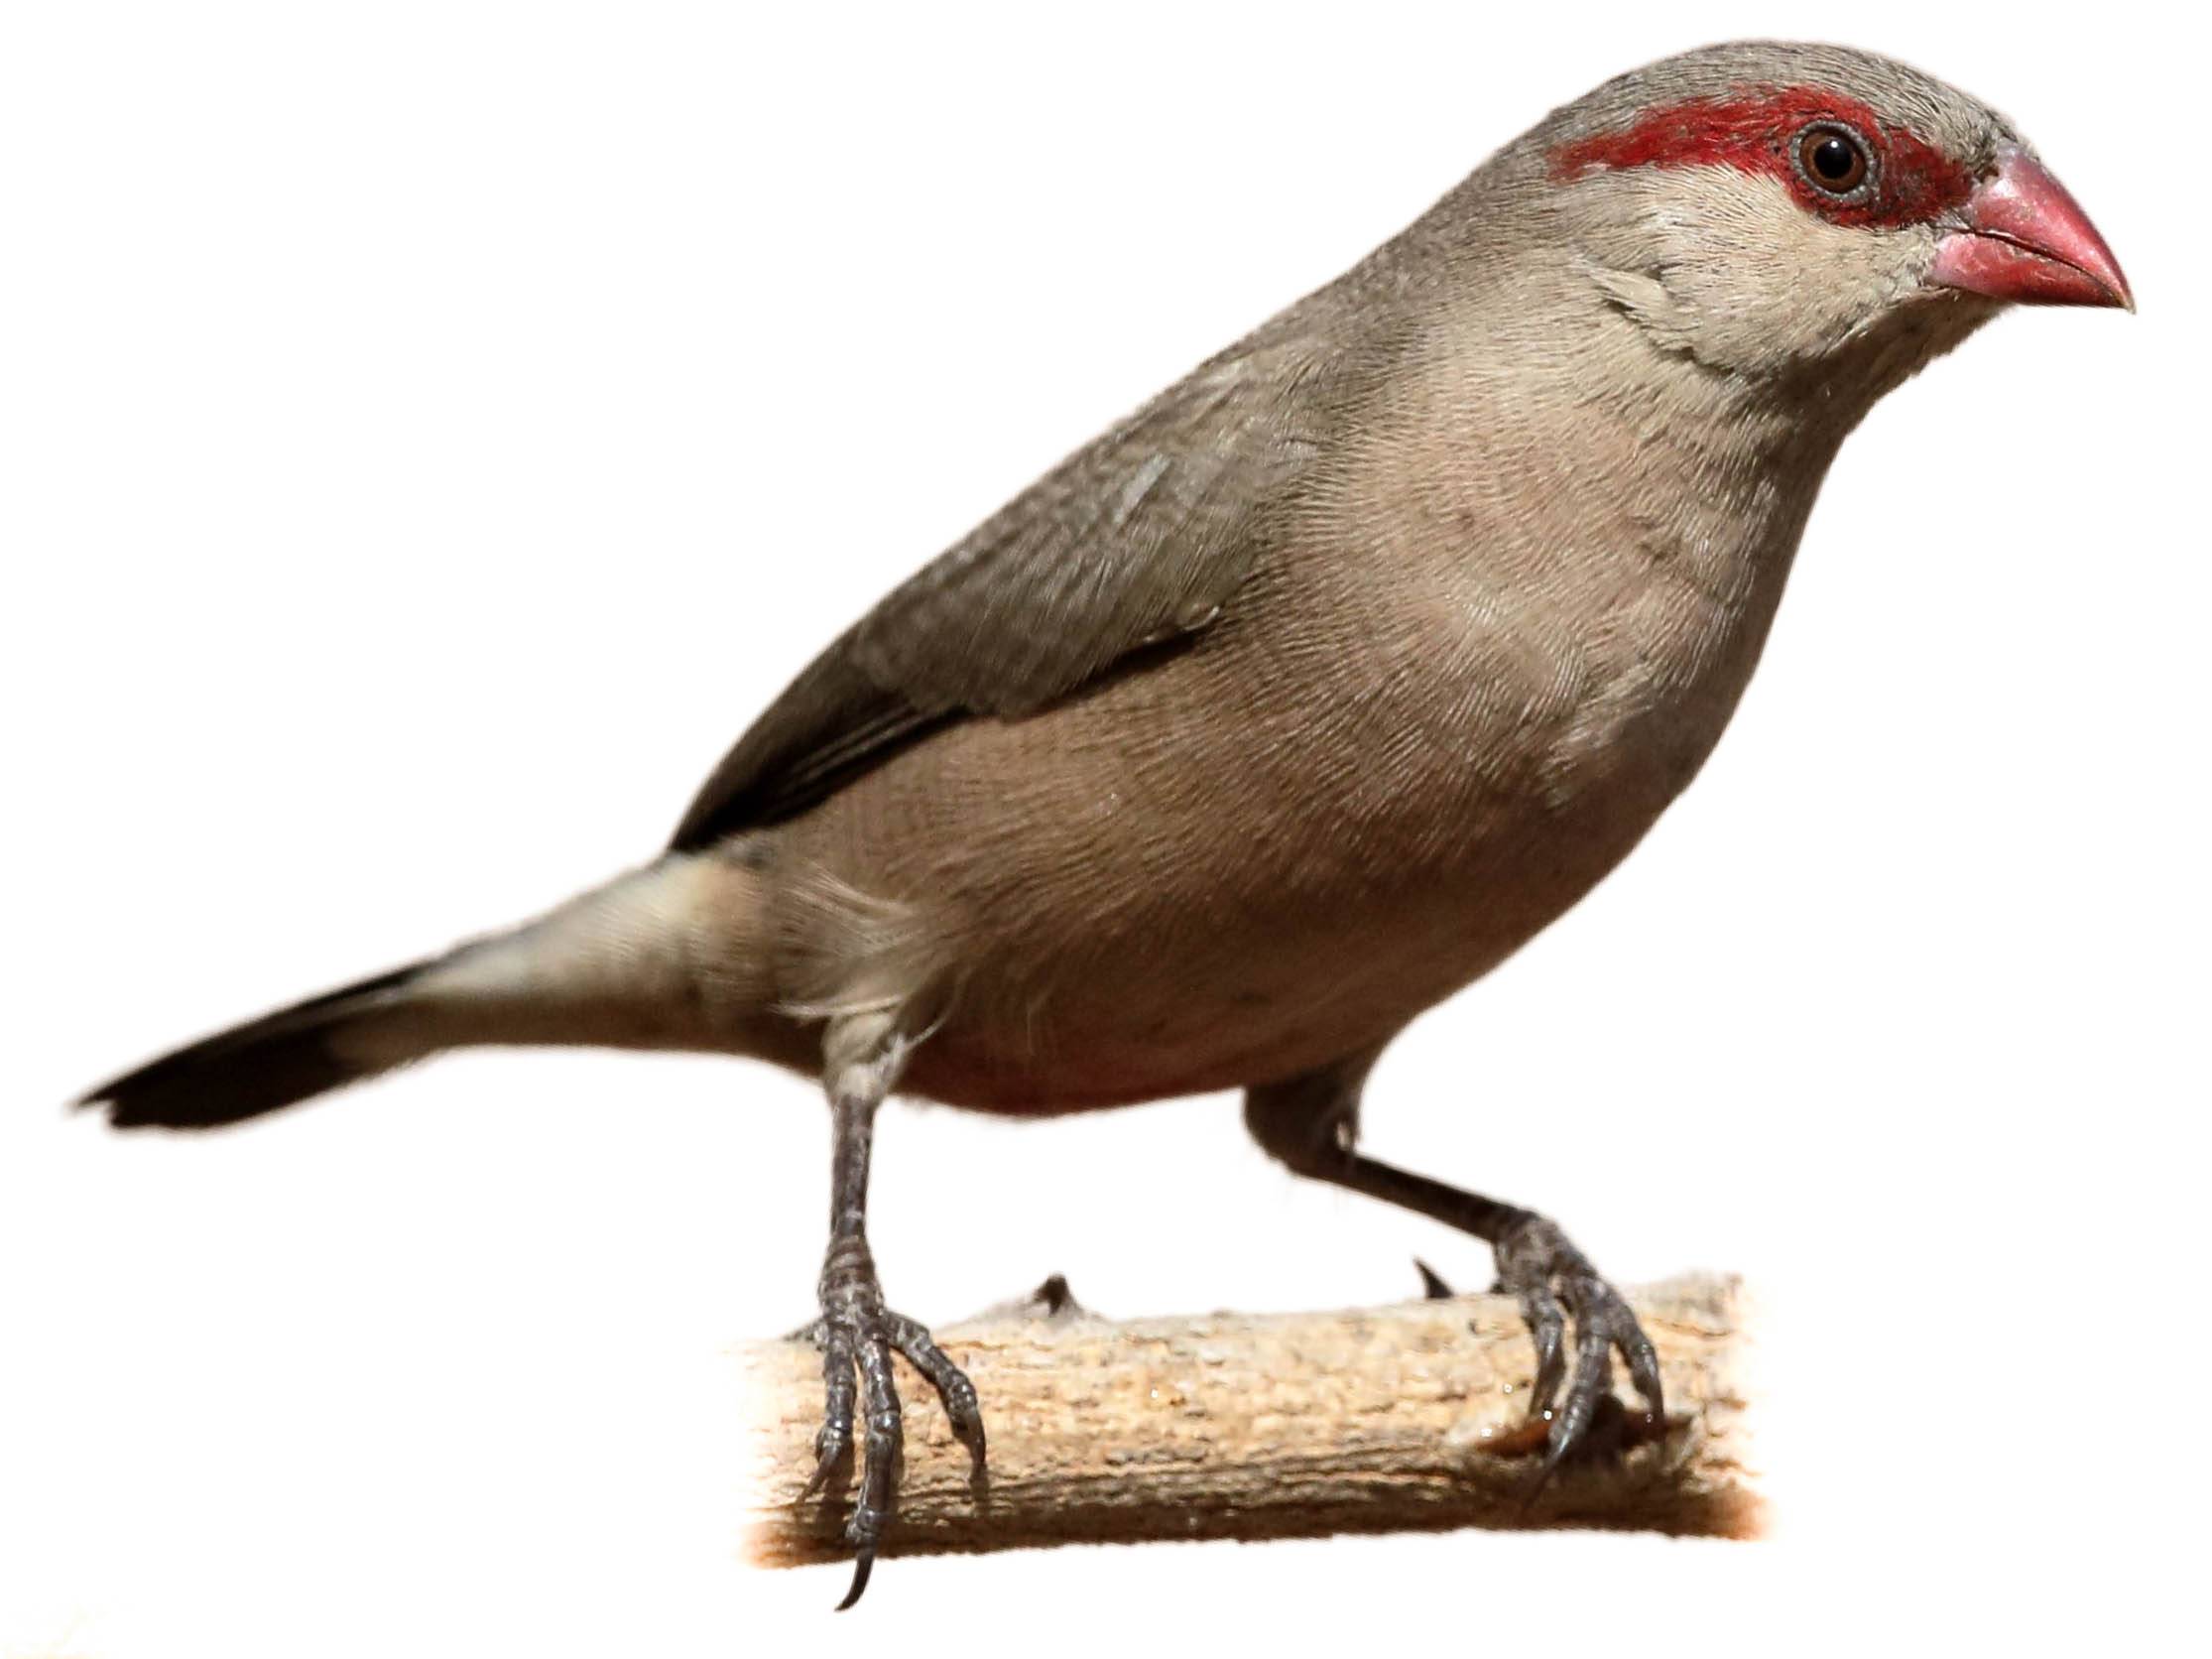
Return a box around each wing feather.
[670,329,1333,849]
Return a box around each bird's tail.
[77,853,776,1130]
[77,959,447,1128]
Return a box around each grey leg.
[797,1020,986,1609]
[1244,1051,1662,1478]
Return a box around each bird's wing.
[670,331,1333,847]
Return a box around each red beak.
[1928,147,2133,311]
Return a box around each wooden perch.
[740,1271,1759,1566]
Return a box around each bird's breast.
[788,363,1826,1109]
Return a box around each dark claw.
[1524,1284,1568,1414]
[835,1548,875,1612]
[845,1337,904,1573]
[803,1289,985,1606]
[801,1436,850,1501]
[1545,1322,1613,1468]
[802,1321,859,1498]
[1413,1257,1456,1301]
[887,1313,989,1492]
[1494,1212,1660,1480]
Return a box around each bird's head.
[1522,42,2130,388]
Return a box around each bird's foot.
[1492,1212,1663,1482]
[794,1251,987,1610]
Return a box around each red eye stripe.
[1547,86,1974,228]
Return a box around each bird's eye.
[1795,125,1871,195]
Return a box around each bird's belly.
[879,728,1695,1114]
[898,889,1538,1113]
[785,555,1771,1114]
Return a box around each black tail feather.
[78,961,430,1130]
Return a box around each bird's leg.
[796,1016,986,1609]
[1244,1053,1661,1479]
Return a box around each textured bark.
[740,1272,1758,1565]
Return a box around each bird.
[78,40,2132,1606]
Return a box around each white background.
[4,5,2205,1655]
